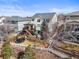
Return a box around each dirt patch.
[34,49,61,59]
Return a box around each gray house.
[31,12,58,39]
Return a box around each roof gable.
[32,13,56,20]
[66,11,79,16]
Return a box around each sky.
[0,0,79,16]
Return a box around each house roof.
[0,12,56,22]
[6,16,32,22]
[66,11,79,16]
[32,12,56,20]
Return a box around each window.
[32,19,34,21]
[44,19,49,23]
[38,31,42,34]
[37,19,40,22]
[66,17,69,20]
[75,28,79,31]
[11,21,17,24]
[45,19,49,23]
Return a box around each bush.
[21,46,36,59]
[2,42,13,59]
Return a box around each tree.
[41,19,49,40]
[21,46,36,59]
[2,42,13,59]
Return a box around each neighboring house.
[65,11,79,31]
[5,16,32,32]
[0,16,17,34]
[65,11,79,22]
[5,16,18,33]
[18,17,32,31]
[63,11,79,41]
[31,13,58,39]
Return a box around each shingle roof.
[66,11,79,16]
[6,16,32,22]
[32,13,56,19]
[0,12,55,22]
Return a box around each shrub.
[22,46,36,59]
[2,42,13,59]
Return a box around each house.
[31,12,58,39]
[4,16,19,33]
[4,16,32,32]
[62,11,79,41]
[0,16,32,42]
[65,11,79,31]
[18,17,32,31]
[65,11,79,22]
